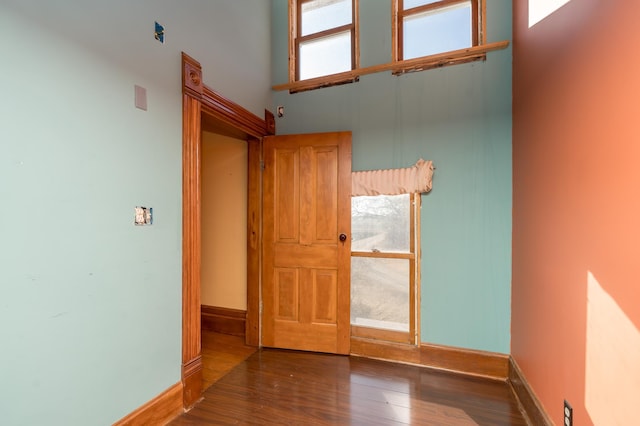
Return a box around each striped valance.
[351,159,434,197]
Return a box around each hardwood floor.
[172,339,528,425]
[201,330,257,390]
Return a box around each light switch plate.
[134,85,147,111]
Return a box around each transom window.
[350,193,420,344]
[278,0,502,92]
[393,0,484,65]
[289,0,359,82]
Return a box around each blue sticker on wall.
[154,21,165,44]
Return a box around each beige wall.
[201,132,248,310]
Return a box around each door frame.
[181,53,275,408]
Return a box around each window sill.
[351,325,414,345]
[273,40,509,93]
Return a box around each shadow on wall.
[585,271,639,425]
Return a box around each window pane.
[403,2,472,59]
[301,0,351,36]
[403,0,440,10]
[299,31,351,80]
[352,194,410,253]
[351,257,409,331]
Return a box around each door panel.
[263,132,351,354]
[312,269,337,323]
[275,268,299,320]
[274,149,299,242]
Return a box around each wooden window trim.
[274,40,507,92]
[351,325,412,345]
[350,193,420,346]
[274,0,507,92]
[289,0,360,86]
[393,0,486,72]
[396,0,478,60]
[352,251,415,260]
[410,193,419,345]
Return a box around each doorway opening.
[181,52,274,407]
[200,131,253,390]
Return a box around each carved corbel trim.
[182,53,203,99]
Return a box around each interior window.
[290,0,359,82]
[393,0,483,68]
[350,193,419,344]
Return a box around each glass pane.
[301,0,351,36]
[403,2,472,59]
[351,194,410,253]
[351,257,409,331]
[299,31,351,80]
[403,0,440,10]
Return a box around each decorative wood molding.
[182,53,203,99]
[201,305,247,336]
[182,55,203,410]
[181,52,271,403]
[201,86,272,139]
[351,337,509,381]
[509,357,553,426]
[112,382,183,426]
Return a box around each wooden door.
[262,132,351,354]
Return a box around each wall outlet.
[134,206,153,225]
[564,400,573,426]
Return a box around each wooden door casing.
[181,52,273,408]
[262,132,352,355]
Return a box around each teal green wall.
[272,0,512,353]
[0,1,270,424]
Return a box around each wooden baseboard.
[182,355,203,408]
[509,357,553,426]
[201,305,246,336]
[420,342,509,380]
[113,382,183,426]
[350,337,509,381]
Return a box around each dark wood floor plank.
[200,330,257,389]
[171,346,528,426]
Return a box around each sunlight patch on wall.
[585,271,639,425]
[529,0,571,27]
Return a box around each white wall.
[0,1,270,424]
